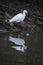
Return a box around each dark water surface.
[0,32,43,65]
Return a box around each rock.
[26,33,30,36]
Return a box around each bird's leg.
[10,22,14,30]
[21,21,24,26]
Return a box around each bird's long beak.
[26,12,28,16]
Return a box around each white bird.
[9,10,27,23]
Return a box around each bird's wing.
[9,13,23,22]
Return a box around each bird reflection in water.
[9,36,27,52]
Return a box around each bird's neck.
[23,12,26,16]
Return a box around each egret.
[9,10,27,23]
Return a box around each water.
[0,32,43,65]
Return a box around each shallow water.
[0,31,43,65]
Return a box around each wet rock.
[26,33,30,36]
[0,29,9,34]
[5,12,12,18]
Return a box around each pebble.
[26,33,30,36]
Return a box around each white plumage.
[9,10,27,23]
